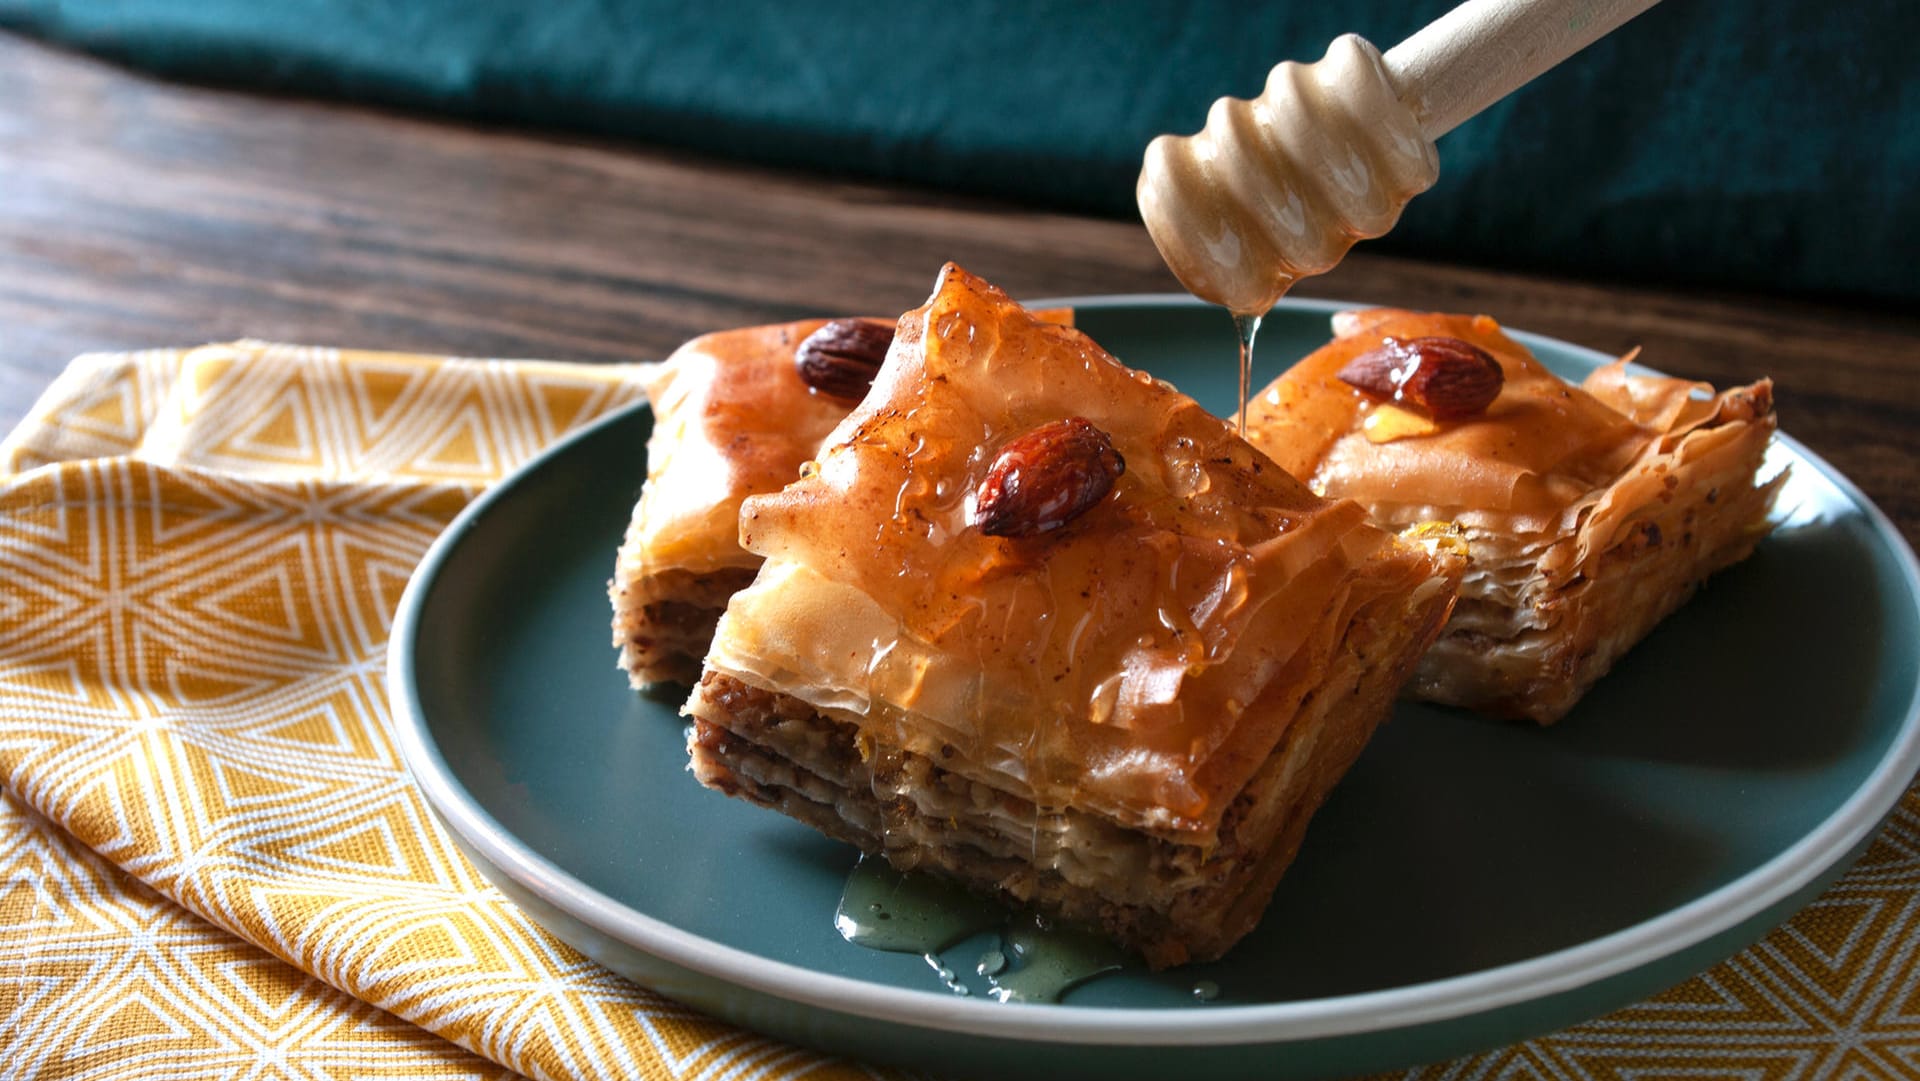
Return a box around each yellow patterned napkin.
[0,343,880,1081]
[0,342,1916,1080]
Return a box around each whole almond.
[972,417,1125,538]
[795,319,894,400]
[1336,336,1504,419]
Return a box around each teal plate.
[389,297,1920,1079]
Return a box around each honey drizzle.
[834,856,1133,1004]
[1232,312,1263,437]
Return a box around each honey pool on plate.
[834,855,1135,1003]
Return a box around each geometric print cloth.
[0,343,1915,1081]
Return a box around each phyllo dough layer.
[613,309,1071,687]
[687,265,1462,967]
[610,319,859,685]
[1245,309,1781,723]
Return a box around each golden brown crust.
[723,266,1455,830]
[1246,309,1781,723]
[687,267,1464,966]
[607,319,854,687]
[626,319,863,578]
[689,540,1451,968]
[612,310,1074,687]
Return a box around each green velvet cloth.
[5,0,1913,304]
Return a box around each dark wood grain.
[2,32,1915,545]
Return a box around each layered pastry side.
[611,319,863,685]
[1245,309,1782,725]
[612,310,1071,686]
[685,265,1465,969]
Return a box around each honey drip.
[1136,32,1439,420]
[1232,312,1263,437]
[833,856,1133,1004]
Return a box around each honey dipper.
[1137,0,1663,316]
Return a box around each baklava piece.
[685,265,1463,968]
[612,311,1068,686]
[611,320,858,685]
[1245,309,1781,724]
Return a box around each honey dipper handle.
[1384,0,1662,139]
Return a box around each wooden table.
[3,28,1915,548]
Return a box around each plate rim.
[388,293,1920,1047]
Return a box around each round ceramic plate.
[389,297,1920,1080]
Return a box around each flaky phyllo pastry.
[611,319,869,685]
[684,265,1464,968]
[613,310,1070,685]
[1245,309,1781,724]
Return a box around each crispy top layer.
[632,319,859,574]
[1245,310,1774,537]
[717,265,1452,832]
[632,309,1074,575]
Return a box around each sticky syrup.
[835,855,999,996]
[832,856,1141,1004]
[986,914,1127,1004]
[1232,312,1263,437]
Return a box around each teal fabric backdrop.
[4,1,1913,304]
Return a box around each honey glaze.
[711,267,1451,982]
[834,855,999,996]
[833,856,1135,1004]
[1232,312,1262,437]
[633,320,857,575]
[734,265,1367,832]
[986,914,1128,1004]
[1242,310,1661,523]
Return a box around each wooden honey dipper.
[1138,0,1663,317]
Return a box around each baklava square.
[1245,309,1780,723]
[684,266,1463,967]
[611,318,884,685]
[613,309,1068,686]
